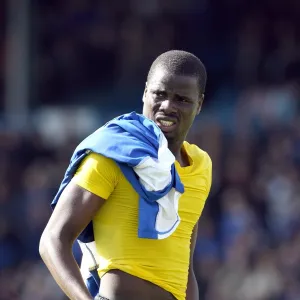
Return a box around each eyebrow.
[151,86,192,97]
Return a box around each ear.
[142,82,148,103]
[196,94,204,115]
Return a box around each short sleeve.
[204,152,212,198]
[72,153,119,200]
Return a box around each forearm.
[40,233,93,300]
[186,270,199,300]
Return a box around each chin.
[162,131,177,142]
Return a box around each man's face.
[143,68,203,142]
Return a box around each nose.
[159,99,177,114]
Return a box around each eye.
[153,91,166,98]
[177,96,188,103]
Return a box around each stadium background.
[1,0,300,299]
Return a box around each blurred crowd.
[0,1,5,112]
[31,0,300,108]
[192,82,300,300]
[1,0,300,300]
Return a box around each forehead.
[147,68,199,96]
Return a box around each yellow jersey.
[72,141,212,300]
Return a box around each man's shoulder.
[183,141,212,196]
[79,152,121,174]
[183,141,212,169]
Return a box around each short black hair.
[147,50,207,94]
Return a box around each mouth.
[155,117,178,133]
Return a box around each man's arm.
[186,222,199,300]
[39,181,105,300]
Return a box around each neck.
[168,139,188,167]
[167,138,182,157]
[169,145,181,160]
